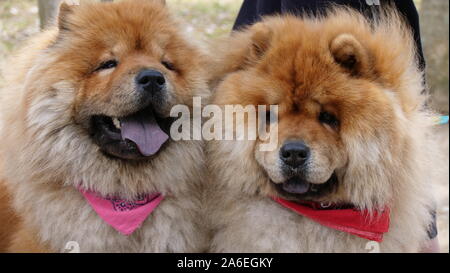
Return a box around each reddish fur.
[0,180,19,252]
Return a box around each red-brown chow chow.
[0,0,209,252]
[207,8,442,252]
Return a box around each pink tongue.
[121,111,169,157]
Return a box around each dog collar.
[272,197,390,242]
[79,188,164,236]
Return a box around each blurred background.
[0,0,448,251]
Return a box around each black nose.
[136,69,166,93]
[280,141,310,168]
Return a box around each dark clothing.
[233,0,437,239]
[233,0,425,70]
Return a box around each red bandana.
[273,197,390,242]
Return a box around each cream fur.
[0,0,209,253]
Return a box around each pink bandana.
[80,189,164,236]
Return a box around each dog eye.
[95,60,118,72]
[162,61,176,71]
[319,112,339,128]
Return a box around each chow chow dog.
[0,0,209,252]
[207,8,441,253]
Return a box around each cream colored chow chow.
[0,0,209,252]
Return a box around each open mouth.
[272,173,338,200]
[89,107,175,161]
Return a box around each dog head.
[52,0,208,160]
[210,9,426,209]
[1,0,209,197]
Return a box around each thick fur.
[0,0,209,253]
[207,9,442,253]
[0,178,20,252]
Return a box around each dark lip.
[271,172,338,201]
[89,107,175,161]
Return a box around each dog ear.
[248,22,273,62]
[58,3,75,31]
[330,34,369,76]
[206,22,272,88]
